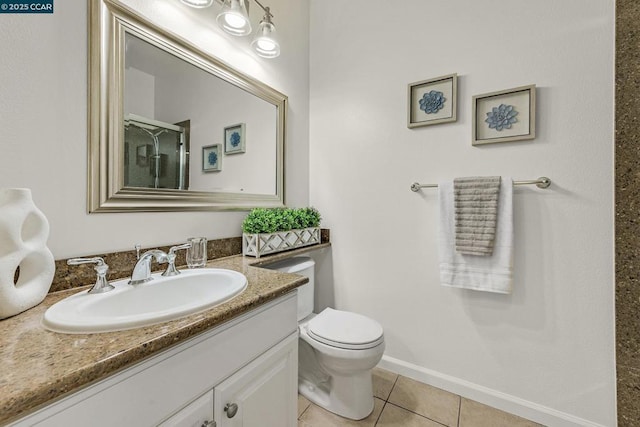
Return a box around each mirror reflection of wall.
[123,32,278,195]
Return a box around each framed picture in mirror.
[203,144,222,172]
[224,123,246,154]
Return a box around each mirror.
[88,0,286,212]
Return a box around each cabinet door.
[214,332,297,427]
[159,390,214,427]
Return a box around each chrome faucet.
[129,249,168,285]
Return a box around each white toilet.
[266,256,385,420]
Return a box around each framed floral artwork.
[472,85,536,145]
[407,73,457,128]
[224,123,246,154]
[202,144,222,172]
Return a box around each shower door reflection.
[124,114,190,190]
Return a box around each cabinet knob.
[224,403,239,418]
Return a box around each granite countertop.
[0,244,330,425]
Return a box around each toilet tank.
[263,256,315,321]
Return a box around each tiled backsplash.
[50,229,330,294]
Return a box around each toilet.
[265,256,385,420]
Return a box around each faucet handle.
[67,257,115,294]
[169,242,192,255]
[68,257,105,267]
[162,243,192,277]
[135,244,142,260]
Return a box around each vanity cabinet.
[10,293,298,427]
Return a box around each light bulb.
[180,0,213,8]
[257,39,276,51]
[224,13,247,29]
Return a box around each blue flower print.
[419,90,446,114]
[208,151,218,166]
[230,131,241,147]
[485,104,518,131]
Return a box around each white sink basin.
[42,268,247,334]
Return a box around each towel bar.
[410,177,551,192]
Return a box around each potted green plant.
[242,207,321,258]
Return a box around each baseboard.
[378,355,609,427]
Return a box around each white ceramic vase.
[0,188,55,319]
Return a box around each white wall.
[124,68,155,118]
[309,1,615,426]
[0,0,309,258]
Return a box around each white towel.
[438,177,513,294]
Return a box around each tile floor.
[297,368,544,427]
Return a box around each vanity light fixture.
[181,0,280,58]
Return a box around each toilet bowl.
[264,256,385,420]
[298,308,385,419]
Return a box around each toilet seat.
[307,308,384,350]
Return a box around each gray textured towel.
[453,176,501,256]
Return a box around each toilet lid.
[307,308,384,350]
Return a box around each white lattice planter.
[242,227,321,258]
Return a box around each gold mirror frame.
[88,0,286,212]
